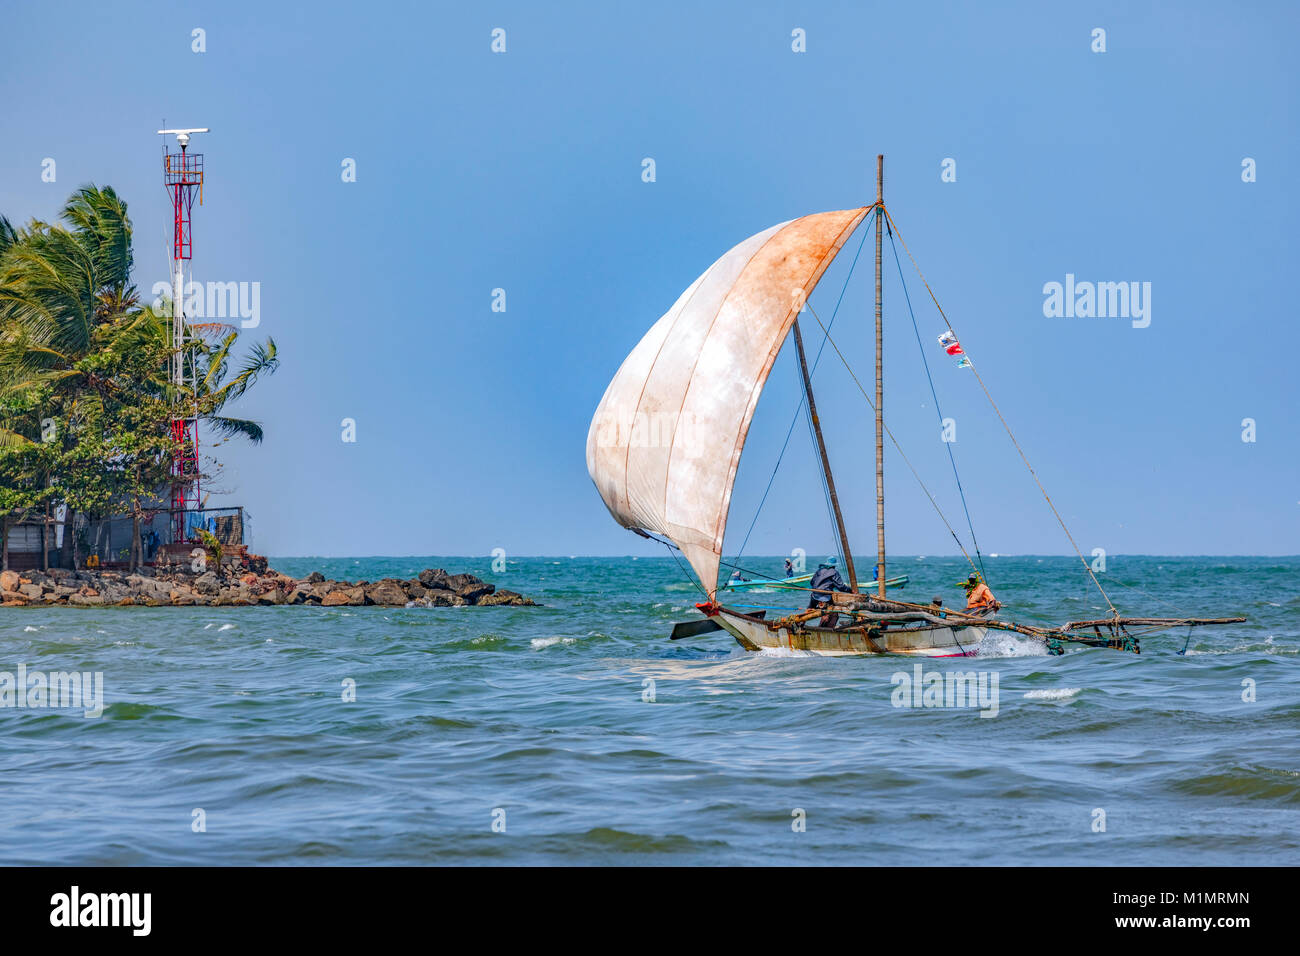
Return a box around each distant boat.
[587,156,1243,656]
[719,571,909,592]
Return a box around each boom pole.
[792,318,857,592]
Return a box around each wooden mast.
[875,155,886,599]
[791,318,857,591]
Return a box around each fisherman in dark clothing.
[807,557,851,627]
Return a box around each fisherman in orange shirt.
[963,573,1000,612]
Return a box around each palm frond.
[203,415,265,444]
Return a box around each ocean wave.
[1023,688,1082,701]
[1185,640,1296,656]
[530,636,578,650]
[1169,765,1300,803]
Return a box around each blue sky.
[2,0,1296,558]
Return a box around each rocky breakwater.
[0,567,537,609]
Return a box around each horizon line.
[262,553,1300,560]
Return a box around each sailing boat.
[587,156,1242,657]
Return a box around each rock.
[425,590,467,607]
[477,589,536,607]
[286,586,313,605]
[456,583,495,603]
[100,585,131,604]
[0,563,538,612]
[322,586,365,607]
[366,581,409,606]
[418,568,452,590]
[194,571,222,595]
[217,588,254,606]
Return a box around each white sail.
[586,207,870,596]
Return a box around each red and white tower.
[158,127,208,544]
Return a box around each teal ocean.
[1,555,1296,865]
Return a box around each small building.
[1,506,250,571]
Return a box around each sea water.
[0,555,1295,865]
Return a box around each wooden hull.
[704,604,986,657]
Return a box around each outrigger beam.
[1058,617,1247,629]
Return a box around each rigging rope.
[880,205,1119,618]
[734,208,876,564]
[642,531,709,598]
[888,221,989,587]
[801,299,981,577]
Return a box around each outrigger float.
[587,156,1243,657]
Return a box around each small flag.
[937,331,958,347]
[945,343,964,355]
[956,357,971,369]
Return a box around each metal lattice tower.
[158,127,208,544]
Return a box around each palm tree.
[195,332,279,443]
[113,310,279,567]
[0,187,137,567]
[0,185,279,570]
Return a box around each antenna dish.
[157,127,209,148]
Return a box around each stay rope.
[887,221,989,587]
[802,298,981,577]
[880,205,1119,618]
